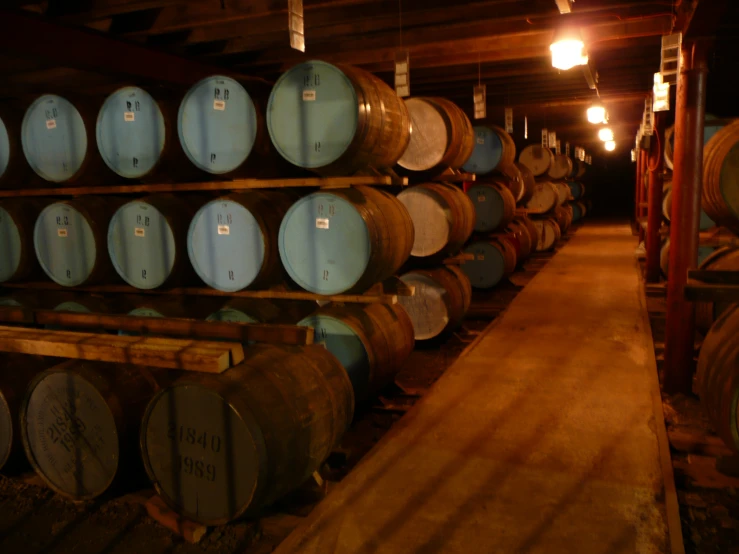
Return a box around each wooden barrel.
[524,181,559,214]
[552,181,570,208]
[21,361,163,499]
[21,94,107,184]
[694,247,739,332]
[279,186,413,295]
[178,75,274,177]
[664,117,727,171]
[531,218,561,252]
[548,153,573,180]
[659,238,716,279]
[576,159,586,178]
[696,304,739,453]
[567,181,585,200]
[462,125,515,176]
[504,219,533,264]
[462,237,517,289]
[466,180,516,233]
[662,185,715,229]
[396,97,473,174]
[570,201,584,223]
[518,215,539,247]
[493,162,526,203]
[398,266,471,339]
[0,198,46,283]
[33,197,120,287]
[140,344,353,524]
[702,120,739,234]
[298,303,414,398]
[108,195,196,290]
[397,182,475,258]
[515,162,536,205]
[575,200,588,218]
[518,145,554,177]
[553,205,573,235]
[268,61,410,176]
[188,190,295,292]
[0,354,59,472]
[0,104,31,188]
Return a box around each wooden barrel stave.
[461,238,517,289]
[502,219,532,264]
[279,186,413,295]
[398,266,471,339]
[140,344,354,524]
[515,162,536,205]
[21,361,164,499]
[531,218,561,252]
[702,120,739,234]
[662,185,716,229]
[428,98,475,169]
[693,247,739,332]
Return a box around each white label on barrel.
[217,225,230,235]
[213,100,226,111]
[134,227,145,237]
[57,228,68,237]
[46,119,57,130]
[476,254,484,261]
[476,136,484,145]
[477,194,485,203]
[316,218,329,229]
[124,111,135,122]
[303,90,317,101]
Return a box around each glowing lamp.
[598,127,614,142]
[550,27,588,70]
[587,102,607,124]
[605,141,616,152]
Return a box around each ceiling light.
[605,141,616,152]
[550,27,588,71]
[598,127,614,142]
[587,102,607,124]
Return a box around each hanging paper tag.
[541,129,548,147]
[548,131,557,150]
[288,0,305,52]
[525,116,528,139]
[395,50,410,98]
[473,84,486,120]
[555,140,561,155]
[504,107,513,133]
[565,142,570,156]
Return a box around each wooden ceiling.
[0,0,734,155]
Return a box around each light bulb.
[587,103,606,124]
[605,141,616,152]
[598,128,614,142]
[550,39,588,70]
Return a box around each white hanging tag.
[395,50,410,98]
[288,0,305,52]
[504,107,513,133]
[541,128,548,147]
[473,84,486,120]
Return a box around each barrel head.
[462,126,503,175]
[207,308,258,323]
[22,371,119,499]
[519,145,552,177]
[298,314,370,397]
[398,273,450,340]
[0,116,9,179]
[141,384,262,524]
[178,76,258,175]
[0,390,11,470]
[0,206,22,283]
[188,198,267,292]
[461,242,507,289]
[22,95,87,183]
[467,184,507,233]
[267,61,358,169]
[398,187,450,257]
[97,87,166,179]
[279,193,370,295]
[34,202,97,287]
[397,98,448,172]
[108,201,176,290]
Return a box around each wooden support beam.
[646,112,666,283]
[54,1,179,22]
[0,10,243,86]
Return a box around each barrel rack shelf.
[1,277,414,305]
[0,174,408,198]
[685,270,739,302]
[430,169,476,183]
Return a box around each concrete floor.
[275,222,671,554]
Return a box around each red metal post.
[638,149,648,243]
[664,42,708,394]
[645,111,665,283]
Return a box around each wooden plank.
[145,495,208,544]
[684,280,739,302]
[0,326,238,373]
[0,175,399,198]
[688,269,739,284]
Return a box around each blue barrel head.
[298,313,370,397]
[0,297,21,307]
[279,193,371,295]
[53,301,91,313]
[34,202,97,287]
[567,181,583,200]
[206,308,257,323]
[22,95,88,183]
[96,87,166,179]
[571,203,583,222]
[267,61,358,169]
[462,126,503,175]
[178,76,257,174]
[119,306,165,336]
[188,198,266,292]
[467,184,506,232]
[108,201,176,290]
[0,116,9,179]
[700,209,716,231]
[0,207,22,283]
[462,241,506,289]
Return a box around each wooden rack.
[0,175,409,198]
[685,270,739,302]
[2,277,414,305]
[431,168,476,183]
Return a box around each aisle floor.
[275,222,671,554]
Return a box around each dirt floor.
[645,279,739,554]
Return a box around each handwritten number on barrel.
[210,153,217,164]
[315,141,321,153]
[136,215,150,226]
[323,270,329,281]
[228,270,235,281]
[66,269,71,279]
[142,269,147,280]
